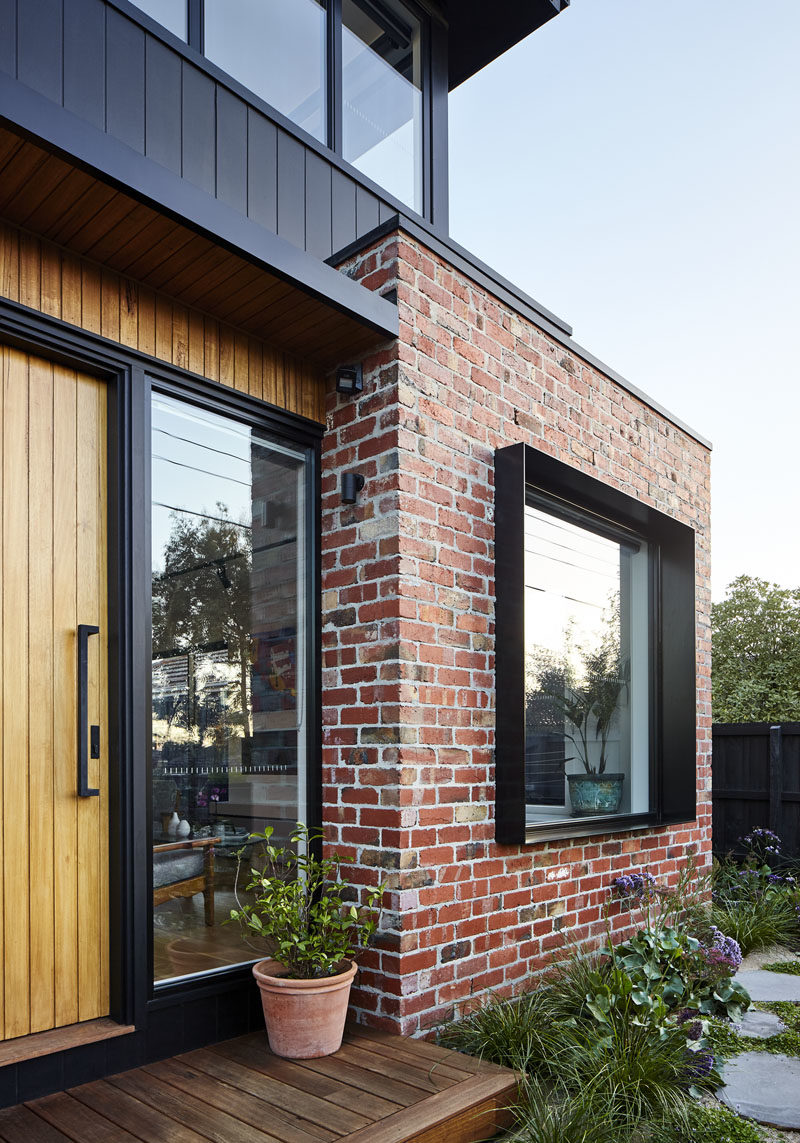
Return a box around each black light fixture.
[336,364,363,396]
[341,472,365,504]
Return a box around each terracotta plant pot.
[252,958,358,1059]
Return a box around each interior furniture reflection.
[153,837,221,926]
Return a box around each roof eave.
[447,0,570,90]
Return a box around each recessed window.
[204,0,328,143]
[342,0,423,213]
[495,443,697,845]
[524,496,649,825]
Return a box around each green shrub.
[711,877,799,955]
[228,823,384,978]
[685,1102,765,1143]
[538,948,606,1023]
[761,958,800,975]
[438,988,556,1074]
[507,1077,618,1143]
[710,832,800,955]
[705,1017,748,1059]
[606,925,749,1022]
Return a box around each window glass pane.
[127,0,188,40]
[151,393,309,983]
[205,0,327,143]
[342,0,423,213]
[524,500,649,826]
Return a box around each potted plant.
[229,823,383,1059]
[538,632,630,815]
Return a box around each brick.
[326,226,712,1038]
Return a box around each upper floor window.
[342,0,423,215]
[128,0,188,39]
[205,0,327,144]
[127,0,425,215]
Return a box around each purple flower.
[686,1050,715,1079]
[768,872,796,887]
[741,828,781,845]
[685,1021,703,1042]
[676,1008,700,1025]
[612,870,658,901]
[710,926,742,969]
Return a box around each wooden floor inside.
[0,1026,517,1143]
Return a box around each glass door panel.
[150,392,309,983]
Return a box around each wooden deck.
[0,1026,517,1143]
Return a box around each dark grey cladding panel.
[181,65,216,195]
[64,0,106,130]
[18,0,62,104]
[276,130,306,251]
[145,38,181,175]
[106,8,145,154]
[332,170,357,255]
[11,0,396,263]
[356,186,380,238]
[247,110,278,234]
[0,0,16,77]
[215,87,248,215]
[305,151,333,261]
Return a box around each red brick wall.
[321,229,712,1036]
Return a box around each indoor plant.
[542,634,630,815]
[230,822,383,1059]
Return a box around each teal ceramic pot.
[567,773,624,816]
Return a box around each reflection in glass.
[524,499,649,824]
[204,0,327,143]
[342,0,423,212]
[127,0,188,40]
[151,393,308,982]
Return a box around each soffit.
[445,0,570,90]
[0,126,391,367]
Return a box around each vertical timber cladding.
[0,343,109,1038]
[0,219,326,423]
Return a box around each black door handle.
[78,623,100,797]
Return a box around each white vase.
[177,818,191,838]
[167,811,180,837]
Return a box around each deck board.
[11,1027,516,1143]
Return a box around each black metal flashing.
[0,71,398,344]
[494,442,697,846]
[444,0,570,90]
[331,215,712,451]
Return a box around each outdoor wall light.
[336,364,363,396]
[341,472,365,504]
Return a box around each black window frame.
[151,0,434,219]
[494,443,697,846]
[145,370,322,997]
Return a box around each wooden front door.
[0,343,109,1040]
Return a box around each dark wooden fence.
[712,723,800,857]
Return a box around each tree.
[712,575,800,723]
[152,503,253,750]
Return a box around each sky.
[448,0,800,602]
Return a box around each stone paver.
[735,971,800,1002]
[734,1009,787,1039]
[718,1053,800,1129]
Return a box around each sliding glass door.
[150,391,312,983]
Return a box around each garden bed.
[437,829,800,1143]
